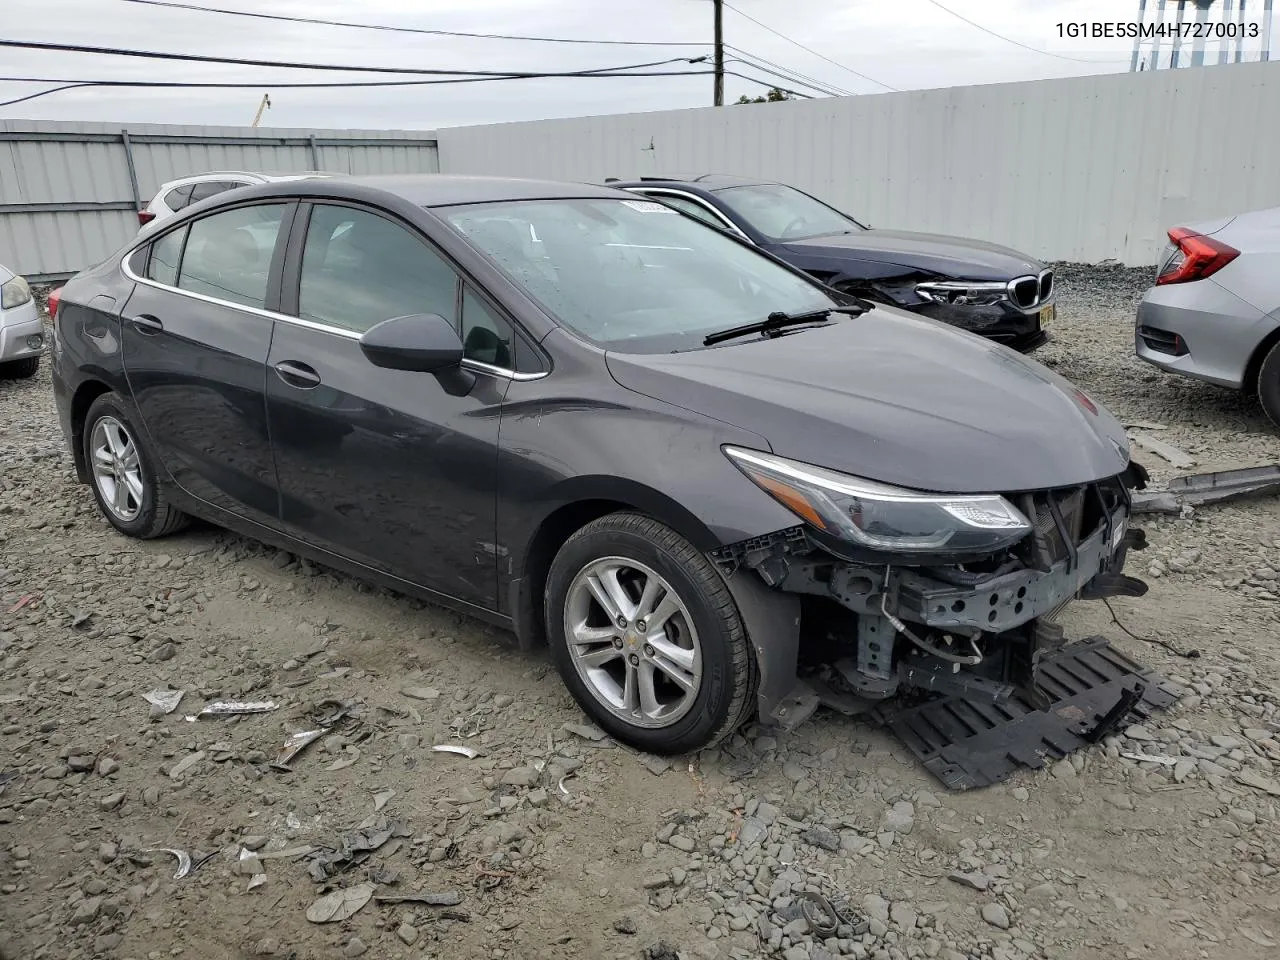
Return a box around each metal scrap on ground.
[183,700,278,722]
[1131,464,1280,514]
[142,689,184,716]
[305,882,376,923]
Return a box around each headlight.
[724,447,1032,555]
[1,275,33,310]
[915,280,1007,307]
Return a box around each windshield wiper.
[702,305,866,346]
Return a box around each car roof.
[158,171,337,189]
[245,174,637,207]
[605,174,771,190]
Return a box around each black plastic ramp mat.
[877,636,1181,791]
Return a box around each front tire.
[83,393,188,539]
[0,356,39,379]
[544,512,757,754]
[1257,339,1280,429]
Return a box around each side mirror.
[359,313,463,373]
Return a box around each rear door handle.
[130,314,164,335]
[273,360,322,389]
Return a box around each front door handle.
[273,360,322,389]
[130,314,164,335]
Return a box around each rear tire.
[544,512,757,754]
[82,393,189,539]
[0,356,39,379]
[1258,339,1280,430]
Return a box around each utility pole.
[713,0,724,106]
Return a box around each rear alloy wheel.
[1257,339,1280,430]
[83,393,188,539]
[0,356,39,379]
[545,512,757,754]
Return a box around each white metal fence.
[0,120,439,280]
[4,62,1278,277]
[434,60,1280,267]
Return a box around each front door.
[120,201,291,524]
[266,202,511,609]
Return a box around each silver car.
[0,261,44,379]
[1135,207,1280,426]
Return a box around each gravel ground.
[2,269,1279,960]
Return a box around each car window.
[147,226,186,286]
[163,184,195,211]
[461,286,522,370]
[443,197,837,353]
[649,194,724,229]
[297,204,459,334]
[177,204,286,309]
[713,183,864,241]
[189,180,246,204]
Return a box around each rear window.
[163,185,196,212]
[176,204,286,309]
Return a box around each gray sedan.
[1135,207,1280,426]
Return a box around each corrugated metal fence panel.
[0,120,438,279]
[435,61,1280,266]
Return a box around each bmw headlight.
[915,280,1007,307]
[1,275,33,310]
[725,447,1032,555]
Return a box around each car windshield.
[440,197,840,352]
[713,183,865,242]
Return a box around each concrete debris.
[1127,432,1196,470]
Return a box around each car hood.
[605,308,1129,494]
[0,262,14,284]
[777,228,1043,281]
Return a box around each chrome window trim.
[623,187,752,241]
[120,252,547,381]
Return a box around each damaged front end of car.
[711,446,1155,736]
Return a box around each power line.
[0,39,707,78]
[726,46,854,96]
[113,0,707,47]
[0,67,813,110]
[722,58,836,97]
[110,0,849,100]
[723,70,812,99]
[721,1,898,92]
[920,0,1130,65]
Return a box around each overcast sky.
[0,0,1273,129]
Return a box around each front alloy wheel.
[563,558,702,729]
[545,512,757,754]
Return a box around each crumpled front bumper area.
[840,503,1139,637]
[713,465,1181,788]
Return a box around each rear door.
[121,200,293,525]
[266,201,527,609]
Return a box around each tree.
[735,87,793,104]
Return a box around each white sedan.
[0,262,43,379]
[1135,206,1280,427]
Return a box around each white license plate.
[1112,517,1127,552]
[1039,303,1055,327]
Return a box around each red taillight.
[47,286,62,320]
[138,210,156,226]
[1155,226,1239,285]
